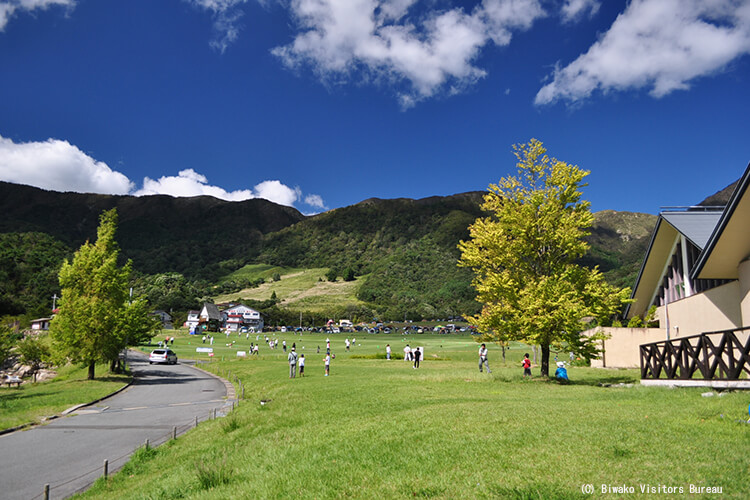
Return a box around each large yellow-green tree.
[50,209,158,379]
[458,139,630,377]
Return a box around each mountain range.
[1,181,660,320]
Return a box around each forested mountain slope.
[0,181,657,318]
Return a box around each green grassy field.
[215,265,366,312]
[81,330,749,499]
[0,363,130,431]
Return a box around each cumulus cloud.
[0,134,134,194]
[304,193,327,210]
[536,0,750,105]
[251,179,302,206]
[184,0,249,53]
[560,0,600,24]
[0,135,326,209]
[272,0,545,108]
[0,0,74,31]
[134,168,256,201]
[134,171,324,208]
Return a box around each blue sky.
[0,0,748,215]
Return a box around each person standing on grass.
[522,353,532,378]
[324,353,331,376]
[299,354,305,377]
[404,344,411,362]
[283,340,287,352]
[288,347,298,378]
[413,346,421,369]
[478,343,491,373]
[386,344,391,360]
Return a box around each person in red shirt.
[522,353,532,378]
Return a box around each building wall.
[585,328,666,368]
[738,259,750,328]
[656,281,741,337]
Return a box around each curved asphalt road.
[0,351,231,500]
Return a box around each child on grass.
[522,353,532,378]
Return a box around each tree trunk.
[501,345,506,364]
[540,344,550,378]
[88,361,96,380]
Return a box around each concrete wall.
[585,327,666,369]
[655,281,742,337]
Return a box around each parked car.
[149,349,178,365]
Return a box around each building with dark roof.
[627,162,750,337]
[199,303,222,331]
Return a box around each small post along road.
[0,351,231,500]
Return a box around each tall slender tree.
[458,139,629,377]
[50,209,156,379]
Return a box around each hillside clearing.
[214,265,366,312]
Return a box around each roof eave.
[691,161,750,281]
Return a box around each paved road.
[0,352,231,500]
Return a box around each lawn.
[0,363,130,431]
[214,265,366,312]
[84,330,750,499]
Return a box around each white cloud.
[251,179,302,206]
[134,171,325,208]
[560,0,600,24]
[0,134,134,194]
[184,0,249,53]
[480,0,545,45]
[0,135,326,210]
[0,0,75,31]
[304,193,327,210]
[134,168,256,201]
[536,0,750,105]
[273,0,545,107]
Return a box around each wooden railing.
[640,327,750,380]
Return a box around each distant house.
[150,310,173,329]
[199,303,222,332]
[222,304,263,332]
[627,161,750,337]
[30,318,51,331]
[185,310,200,330]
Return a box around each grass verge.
[0,363,130,431]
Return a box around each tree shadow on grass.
[556,373,639,387]
[489,371,639,387]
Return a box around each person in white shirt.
[478,343,491,373]
[404,344,411,361]
[299,354,305,377]
[386,344,391,360]
[324,354,331,376]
